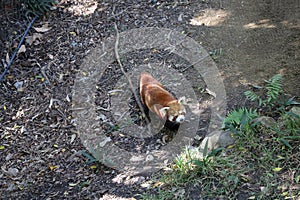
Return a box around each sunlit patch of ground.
[190,9,230,27]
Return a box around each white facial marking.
[176,115,185,123]
[178,96,187,105]
[159,106,169,119]
[168,115,174,122]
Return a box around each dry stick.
[113,22,151,132]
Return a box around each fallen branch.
[113,22,151,131]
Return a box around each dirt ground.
[0,0,299,199]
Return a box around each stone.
[199,130,235,151]
[252,116,276,128]
[291,106,300,116]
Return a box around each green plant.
[222,107,258,132]
[103,122,120,133]
[81,145,114,167]
[141,189,176,200]
[81,150,99,165]
[192,140,223,175]
[244,74,283,107]
[265,74,282,103]
[25,0,57,17]
[277,96,300,112]
[209,48,223,63]
[270,111,300,149]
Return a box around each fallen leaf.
[272,167,282,172]
[17,45,26,54]
[0,146,5,150]
[14,109,24,119]
[26,33,43,45]
[206,88,216,98]
[66,94,71,102]
[90,165,97,169]
[153,181,164,187]
[6,53,10,64]
[49,98,54,108]
[295,175,300,183]
[49,165,58,171]
[281,191,288,196]
[33,24,52,33]
[70,134,76,143]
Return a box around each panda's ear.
[159,107,169,119]
[178,96,186,105]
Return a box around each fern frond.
[265,74,283,104]
[222,107,258,129]
[244,90,263,106]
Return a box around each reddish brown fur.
[139,72,185,120]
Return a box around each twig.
[36,62,51,85]
[113,22,151,131]
[0,16,37,82]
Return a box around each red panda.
[139,72,186,124]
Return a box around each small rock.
[219,130,236,147]
[194,135,202,141]
[5,153,13,161]
[7,167,19,176]
[71,41,78,47]
[99,137,112,147]
[200,130,235,150]
[291,106,300,116]
[146,154,154,161]
[252,116,276,128]
[14,81,24,91]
